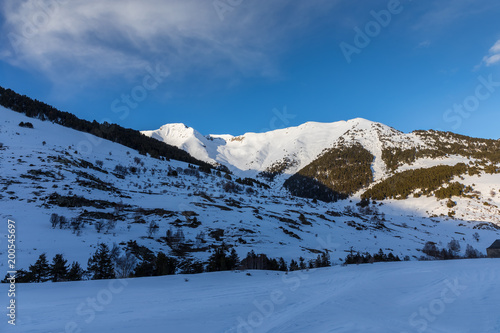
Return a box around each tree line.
[2,242,334,283]
[0,86,212,169]
[362,163,469,200]
[382,129,500,171]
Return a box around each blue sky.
[1,0,500,138]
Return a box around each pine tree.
[50,254,69,282]
[87,243,115,280]
[206,244,228,272]
[278,257,288,271]
[289,259,299,271]
[155,252,177,276]
[29,253,50,283]
[320,252,331,267]
[299,257,306,270]
[315,255,322,268]
[465,244,480,258]
[227,248,240,270]
[110,243,121,263]
[67,261,84,281]
[206,243,241,272]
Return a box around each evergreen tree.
[133,258,156,277]
[320,252,331,267]
[227,248,240,270]
[206,244,229,272]
[179,258,204,274]
[110,243,121,263]
[206,243,240,272]
[155,252,178,276]
[465,244,481,258]
[29,253,50,283]
[315,255,322,268]
[67,261,84,281]
[87,243,115,280]
[2,269,33,283]
[50,254,69,282]
[374,249,387,262]
[289,259,299,271]
[278,257,288,271]
[299,257,306,270]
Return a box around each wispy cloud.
[0,0,338,84]
[417,40,431,48]
[481,40,500,67]
[412,0,500,32]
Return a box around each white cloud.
[483,53,500,66]
[489,40,500,54]
[0,0,338,83]
[481,39,500,67]
[412,0,500,32]
[417,40,431,48]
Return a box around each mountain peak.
[142,117,405,177]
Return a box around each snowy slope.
[2,259,500,333]
[1,105,499,272]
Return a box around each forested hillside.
[284,143,374,201]
[0,86,212,168]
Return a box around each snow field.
[1,259,499,333]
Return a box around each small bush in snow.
[114,164,128,176]
[18,121,34,128]
[50,213,59,228]
[95,220,105,233]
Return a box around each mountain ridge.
[142,117,410,180]
[143,117,500,206]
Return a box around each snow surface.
[2,259,500,333]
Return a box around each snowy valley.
[1,96,500,332]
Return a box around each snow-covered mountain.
[143,119,500,223]
[144,118,493,184]
[143,118,414,180]
[2,104,499,272]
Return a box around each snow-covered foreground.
[2,259,500,333]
